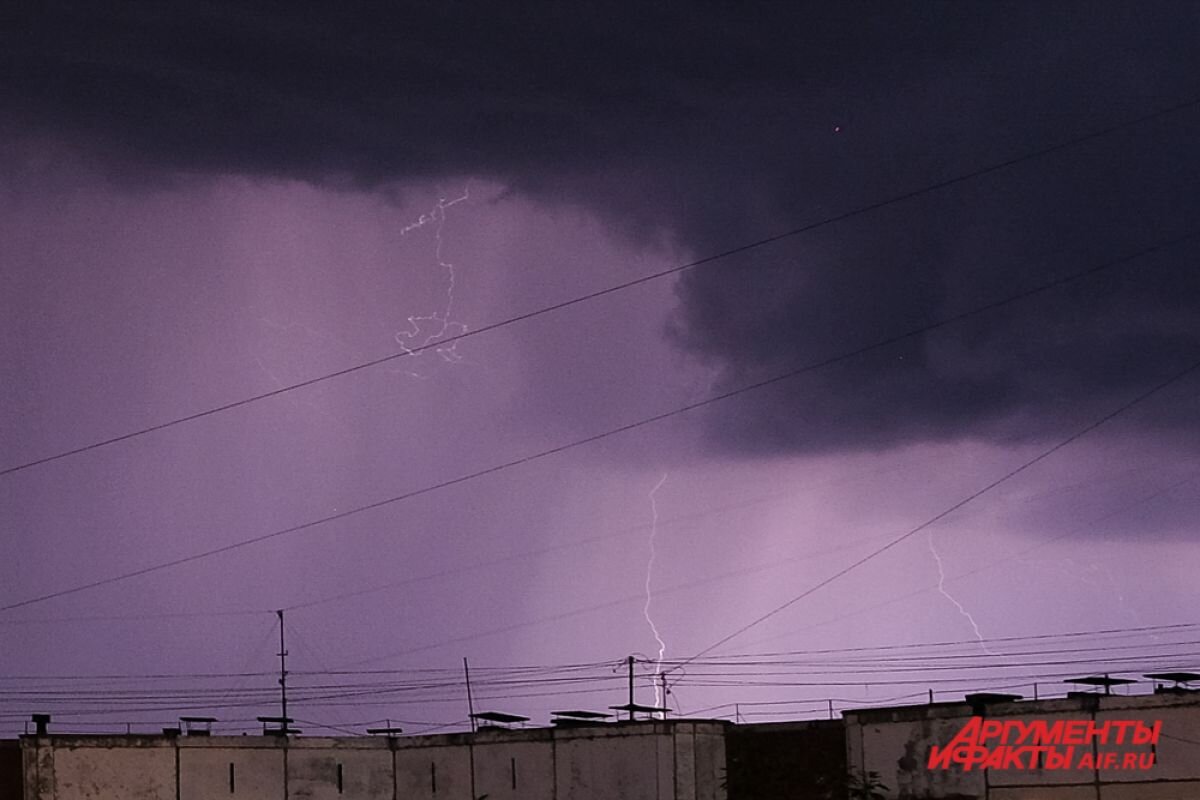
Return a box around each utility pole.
[627,656,635,721]
[463,658,478,800]
[660,673,669,720]
[464,658,477,733]
[276,610,289,728]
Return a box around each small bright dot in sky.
[834,125,842,133]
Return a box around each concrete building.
[7,720,728,800]
[844,689,1200,800]
[5,688,1200,799]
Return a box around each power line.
[3,96,1199,480]
[669,358,1200,670]
[674,641,1200,669]
[306,468,1200,666]
[3,640,1194,736]
[3,623,1189,683]
[5,464,1187,634]
[673,650,1200,676]
[2,231,1195,616]
[676,621,1200,660]
[0,659,1185,703]
[4,654,1192,720]
[0,609,271,626]
[339,529,938,666]
[4,461,1189,680]
[280,474,901,613]
[9,648,1191,700]
[723,472,1200,654]
[0,482,871,625]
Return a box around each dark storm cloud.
[1,1,996,180]
[5,1,1200,453]
[661,45,1200,455]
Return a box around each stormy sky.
[2,2,1200,735]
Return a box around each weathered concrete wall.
[178,737,284,800]
[472,735,555,799]
[556,726,660,800]
[983,707,1094,793]
[845,692,1200,800]
[655,733,676,800]
[691,726,726,800]
[22,737,175,800]
[393,733,473,800]
[666,725,728,800]
[847,703,987,799]
[288,739,394,800]
[18,721,729,800]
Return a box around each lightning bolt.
[927,531,996,655]
[394,184,472,374]
[644,473,669,716]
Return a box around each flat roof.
[470,711,529,724]
[552,710,612,719]
[1146,672,1200,683]
[609,703,670,714]
[1064,675,1137,687]
[965,692,1023,704]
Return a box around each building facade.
[12,720,727,800]
[844,691,1200,800]
[7,690,1200,799]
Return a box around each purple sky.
[2,2,1200,736]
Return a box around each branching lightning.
[249,181,473,389]
[927,531,996,655]
[644,473,670,716]
[394,185,472,373]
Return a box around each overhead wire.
[667,620,1200,661]
[338,526,916,666]
[2,99,1198,731]
[361,464,1200,665]
[0,609,272,626]
[3,227,1197,617]
[4,634,1192,690]
[3,95,1199,481]
[279,466,910,614]
[668,357,1200,671]
[3,465,1189,646]
[4,637,1193,737]
[1,622,1190,686]
[723,471,1200,655]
